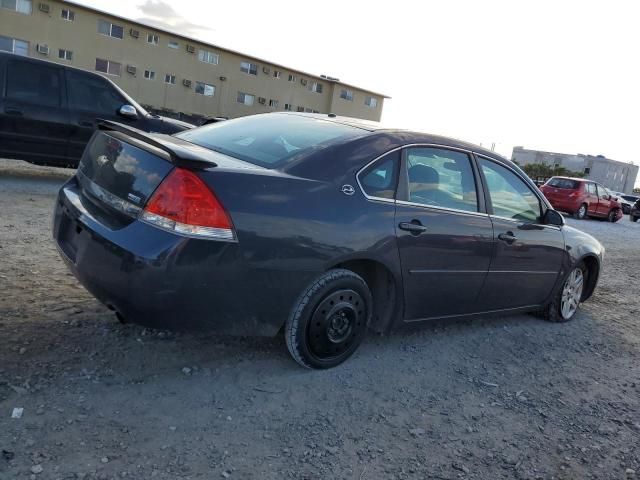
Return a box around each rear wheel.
[574,203,587,219]
[632,215,639,223]
[539,263,586,322]
[285,269,372,369]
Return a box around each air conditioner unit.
[130,29,140,38]
[36,44,49,55]
[258,97,266,105]
[126,65,137,75]
[300,79,308,86]
[219,76,227,81]
[38,3,50,13]
[182,79,192,87]
[262,67,270,74]
[186,45,195,54]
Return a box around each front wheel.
[608,209,620,222]
[539,263,586,322]
[285,269,372,369]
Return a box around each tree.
[520,163,584,181]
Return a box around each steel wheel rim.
[307,289,366,360]
[560,268,584,319]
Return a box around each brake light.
[141,168,235,241]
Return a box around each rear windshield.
[176,114,368,168]
[546,178,580,189]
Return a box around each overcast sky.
[76,0,639,179]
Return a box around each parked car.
[631,198,640,222]
[53,113,605,369]
[540,177,623,222]
[0,52,194,168]
[612,192,640,215]
[201,116,228,126]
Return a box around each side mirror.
[544,209,564,227]
[118,104,138,119]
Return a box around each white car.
[612,192,640,215]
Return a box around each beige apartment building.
[0,0,388,123]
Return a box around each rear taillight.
[141,168,235,241]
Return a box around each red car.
[540,177,623,222]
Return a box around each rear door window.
[6,59,61,107]
[359,150,400,199]
[404,147,478,213]
[587,183,597,195]
[66,69,126,115]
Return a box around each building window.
[164,74,176,85]
[168,41,179,49]
[58,48,73,61]
[268,99,279,108]
[310,82,323,93]
[237,92,255,106]
[95,58,121,76]
[195,81,215,96]
[0,36,29,56]
[273,70,281,79]
[340,89,353,101]
[98,19,124,39]
[284,103,292,111]
[61,9,75,21]
[144,70,155,80]
[198,49,219,65]
[240,61,257,75]
[288,74,296,82]
[296,106,304,112]
[365,96,378,108]
[1,0,31,14]
[146,34,159,45]
[584,167,591,175]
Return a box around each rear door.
[0,56,69,164]
[395,146,494,320]
[585,182,599,215]
[65,68,139,161]
[476,156,564,310]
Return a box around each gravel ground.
[1,159,639,480]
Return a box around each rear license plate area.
[58,213,82,263]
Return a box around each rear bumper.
[52,179,284,335]
[546,197,581,213]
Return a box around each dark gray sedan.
[52,113,605,368]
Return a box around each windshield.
[176,114,368,168]
[546,178,579,189]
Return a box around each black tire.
[285,269,372,369]
[538,262,587,323]
[632,215,639,223]
[608,209,620,222]
[573,203,588,219]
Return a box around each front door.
[585,182,599,216]
[0,57,69,165]
[65,69,139,161]
[395,146,494,320]
[476,156,565,310]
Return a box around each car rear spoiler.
[98,120,218,169]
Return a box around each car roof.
[550,176,590,182]
[277,112,505,161]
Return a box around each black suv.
[0,52,194,167]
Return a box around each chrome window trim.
[355,145,404,202]
[395,199,489,218]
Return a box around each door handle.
[498,232,517,244]
[4,108,22,116]
[399,221,427,234]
